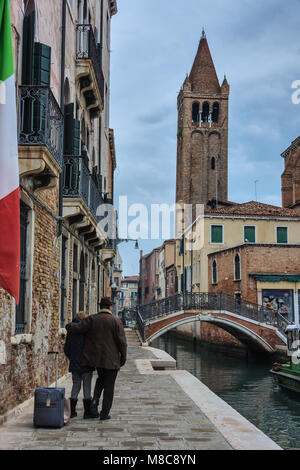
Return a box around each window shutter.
[244,226,255,243]
[64,103,81,156]
[277,227,288,244]
[211,225,223,243]
[73,120,81,156]
[33,43,51,86]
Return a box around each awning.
[252,274,300,282]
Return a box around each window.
[15,202,30,334]
[211,225,223,244]
[79,251,85,311]
[192,102,200,123]
[211,157,215,170]
[60,235,68,328]
[244,226,256,243]
[212,102,219,123]
[212,260,218,285]
[202,102,210,123]
[277,227,288,244]
[234,254,241,281]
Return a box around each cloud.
[110,0,300,275]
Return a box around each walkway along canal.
[152,331,300,450]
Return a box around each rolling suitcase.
[33,352,65,429]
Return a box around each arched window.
[211,157,215,170]
[234,254,241,281]
[192,102,200,123]
[212,260,218,285]
[202,102,210,123]
[212,102,220,123]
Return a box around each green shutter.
[244,226,256,243]
[277,227,288,244]
[33,43,51,86]
[73,120,80,156]
[64,103,80,156]
[211,225,223,243]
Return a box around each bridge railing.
[129,292,290,339]
[276,313,291,336]
[135,309,146,343]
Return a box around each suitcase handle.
[47,352,59,388]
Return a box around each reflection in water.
[152,332,300,450]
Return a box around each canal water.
[152,331,300,450]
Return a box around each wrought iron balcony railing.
[18,85,64,168]
[63,156,90,207]
[76,24,105,102]
[63,155,105,222]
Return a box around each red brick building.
[139,248,161,305]
[208,244,300,323]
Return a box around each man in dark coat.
[64,311,98,419]
[66,297,127,420]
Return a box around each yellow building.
[176,201,300,295]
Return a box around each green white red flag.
[0,0,20,303]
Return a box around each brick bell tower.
[176,30,230,209]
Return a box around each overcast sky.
[109,0,300,277]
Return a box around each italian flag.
[0,0,20,303]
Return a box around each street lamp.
[117,238,139,250]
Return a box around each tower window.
[212,102,220,123]
[192,102,200,123]
[211,157,215,170]
[202,102,209,123]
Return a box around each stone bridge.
[131,293,290,354]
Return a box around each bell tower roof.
[189,32,221,94]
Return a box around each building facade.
[138,248,160,305]
[208,244,300,323]
[176,201,300,295]
[0,0,118,418]
[119,276,139,310]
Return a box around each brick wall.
[0,187,69,417]
[208,244,300,303]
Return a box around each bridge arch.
[147,314,275,353]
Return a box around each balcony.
[76,24,104,118]
[18,85,64,185]
[63,155,107,247]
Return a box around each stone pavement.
[0,346,232,450]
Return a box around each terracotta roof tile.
[205,201,300,218]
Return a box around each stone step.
[125,329,141,347]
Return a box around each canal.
[152,331,300,450]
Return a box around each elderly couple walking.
[64,297,127,421]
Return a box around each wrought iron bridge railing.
[63,155,105,222]
[18,85,64,168]
[128,292,292,343]
[76,24,105,102]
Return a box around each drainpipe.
[58,0,67,238]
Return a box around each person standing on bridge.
[66,297,127,421]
